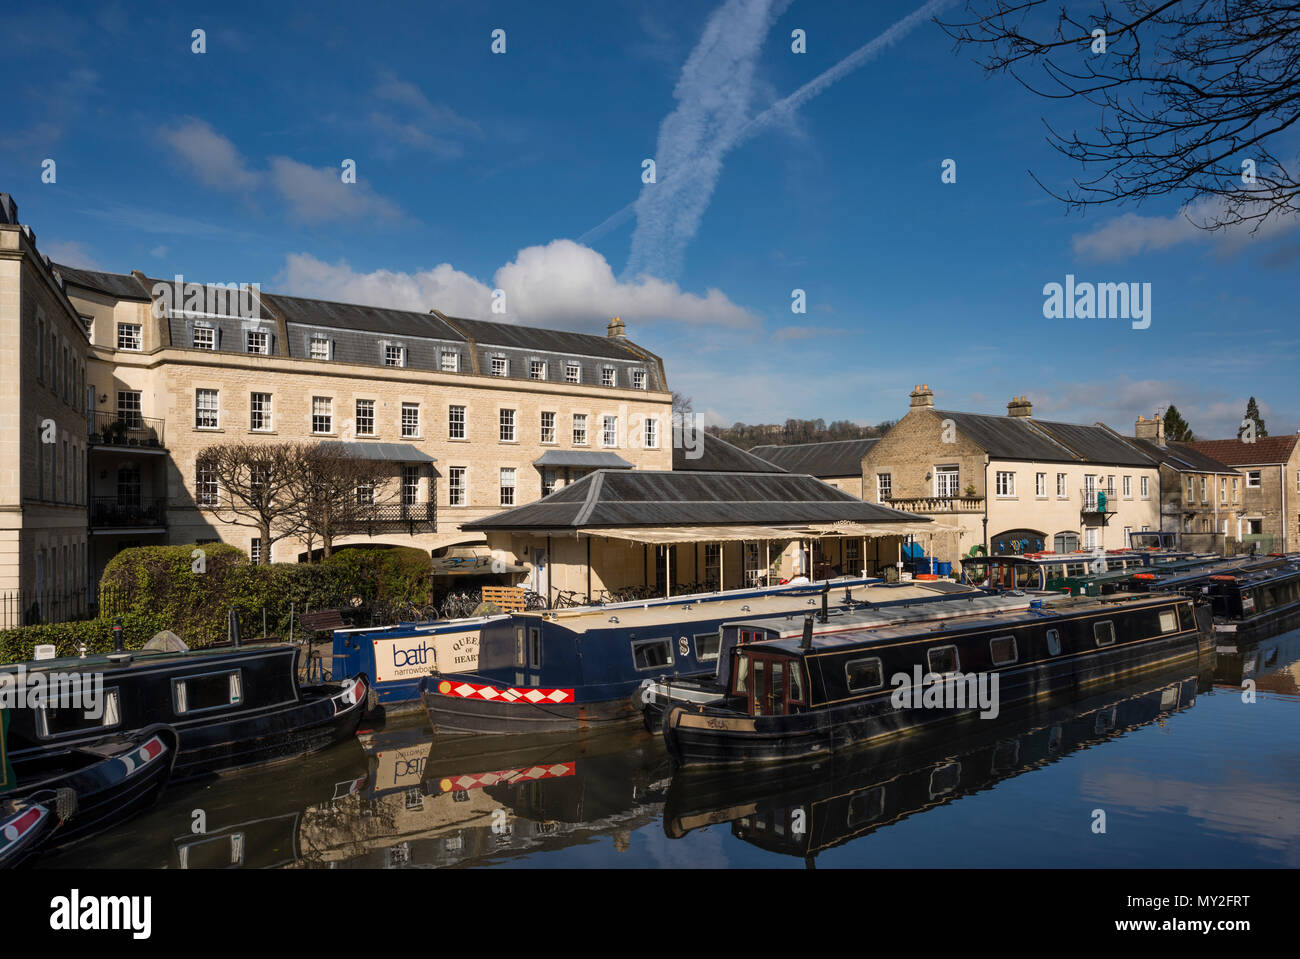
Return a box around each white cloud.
[369,70,481,157]
[150,245,167,258]
[268,156,403,224]
[278,238,758,332]
[1073,195,1300,262]
[159,117,261,191]
[43,240,103,270]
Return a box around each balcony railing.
[90,496,167,529]
[1081,490,1116,513]
[885,496,985,514]
[90,411,166,449]
[335,502,436,536]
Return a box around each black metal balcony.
[335,502,436,536]
[90,411,166,449]
[90,496,167,529]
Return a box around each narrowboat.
[340,575,887,711]
[1,638,370,782]
[660,591,1212,768]
[1,724,177,866]
[663,667,1203,862]
[418,579,988,736]
[962,550,1221,595]
[639,589,1054,729]
[1201,558,1300,641]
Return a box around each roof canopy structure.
[533,450,634,469]
[463,469,937,538]
[316,441,436,463]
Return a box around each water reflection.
[42,628,1300,868]
[664,667,1208,865]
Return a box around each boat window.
[1093,621,1116,647]
[789,662,804,702]
[515,627,525,668]
[695,632,721,662]
[926,645,961,675]
[989,635,1018,666]
[528,628,542,669]
[1178,603,1193,631]
[1046,628,1061,655]
[846,786,885,827]
[845,657,884,692]
[734,655,749,695]
[753,659,768,715]
[1157,609,1178,634]
[36,688,121,738]
[174,670,243,714]
[632,638,673,671]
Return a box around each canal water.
[44,628,1300,869]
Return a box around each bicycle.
[523,589,548,611]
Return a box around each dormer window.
[601,367,616,387]
[310,336,331,360]
[384,344,406,367]
[565,361,580,383]
[192,326,215,350]
[529,360,546,380]
[491,356,509,377]
[632,369,647,390]
[245,330,270,355]
[441,350,460,372]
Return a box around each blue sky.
[4,0,1297,438]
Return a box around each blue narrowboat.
[418,578,988,735]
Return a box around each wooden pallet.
[480,585,526,613]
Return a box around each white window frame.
[499,408,516,443]
[491,356,509,377]
[602,415,618,448]
[573,413,588,446]
[529,360,546,380]
[192,326,215,350]
[1056,473,1067,499]
[449,405,467,440]
[310,336,331,360]
[1246,470,1262,489]
[632,369,647,390]
[1035,472,1046,498]
[195,389,219,430]
[448,467,467,506]
[355,399,376,437]
[565,361,580,384]
[401,402,420,438]
[995,471,1015,497]
[245,330,270,355]
[499,468,516,506]
[644,416,658,449]
[440,351,460,373]
[1140,475,1150,498]
[601,366,616,387]
[312,396,333,435]
[250,392,272,432]
[540,411,556,445]
[384,344,406,368]
[117,323,142,351]
[877,472,891,504]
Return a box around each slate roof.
[437,313,651,362]
[1127,439,1236,474]
[674,433,785,473]
[1187,436,1300,466]
[54,264,152,301]
[316,441,436,463]
[533,450,634,469]
[748,439,879,477]
[256,290,467,342]
[932,410,1155,466]
[463,469,928,531]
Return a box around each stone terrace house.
[1125,413,1241,553]
[862,385,1162,566]
[1186,434,1300,553]
[0,193,675,619]
[748,439,878,498]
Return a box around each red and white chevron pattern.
[435,679,574,704]
[435,762,576,793]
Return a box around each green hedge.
[1,544,434,663]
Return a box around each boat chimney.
[228,608,242,647]
[112,617,124,653]
[819,587,829,623]
[802,615,814,651]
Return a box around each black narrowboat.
[1,640,369,782]
[661,592,1212,768]
[1,723,178,866]
[1200,559,1300,642]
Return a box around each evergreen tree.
[1163,404,1195,443]
[1239,397,1268,439]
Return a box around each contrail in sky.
[586,0,958,281]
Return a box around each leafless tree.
[939,0,1300,231]
[203,442,303,564]
[281,444,395,560]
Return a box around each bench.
[299,609,347,634]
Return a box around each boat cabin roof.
[724,590,1042,636]
[520,578,973,633]
[743,593,1178,657]
[2,640,292,674]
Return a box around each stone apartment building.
[861,385,1163,565]
[1125,413,1241,552]
[0,194,673,620]
[1186,434,1300,553]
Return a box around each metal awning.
[532,450,634,469]
[578,519,955,544]
[317,441,436,463]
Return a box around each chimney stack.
[1007,396,1033,418]
[909,383,934,409]
[1134,412,1165,446]
[606,316,626,339]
